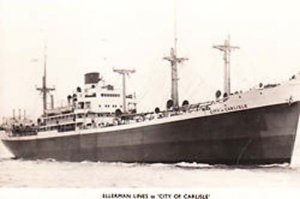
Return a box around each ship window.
[85,93,96,98]
[79,102,84,109]
[100,93,121,97]
[99,105,101,107]
[107,85,114,90]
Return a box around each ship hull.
[2,102,300,165]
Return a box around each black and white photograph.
[0,0,300,198]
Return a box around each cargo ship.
[1,37,300,165]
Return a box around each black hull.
[2,103,300,165]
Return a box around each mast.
[113,68,135,113]
[36,41,55,116]
[163,0,188,108]
[213,35,239,95]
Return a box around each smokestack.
[23,110,26,120]
[13,109,15,119]
[50,95,54,109]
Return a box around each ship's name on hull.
[210,104,248,114]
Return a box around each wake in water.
[0,157,299,188]
[1,157,297,171]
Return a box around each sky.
[1,0,300,120]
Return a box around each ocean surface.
[0,136,300,188]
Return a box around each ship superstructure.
[37,71,137,134]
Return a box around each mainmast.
[213,35,239,95]
[36,42,55,116]
[163,0,188,108]
[113,68,135,113]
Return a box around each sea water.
[0,135,300,188]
